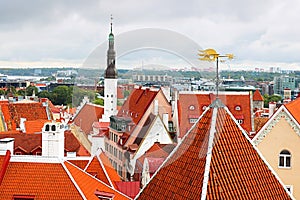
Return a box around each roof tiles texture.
[24,119,50,134]
[73,103,104,135]
[137,101,291,200]
[0,100,50,131]
[285,97,300,124]
[253,89,264,101]
[65,161,130,200]
[0,162,83,200]
[117,88,158,125]
[86,156,112,186]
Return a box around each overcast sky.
[1,0,300,70]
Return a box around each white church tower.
[102,16,118,122]
[42,122,65,158]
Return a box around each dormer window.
[94,190,115,200]
[189,105,195,110]
[235,106,241,111]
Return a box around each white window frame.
[235,106,241,111]
[278,150,291,168]
[189,105,195,110]
[189,118,198,124]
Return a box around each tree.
[37,90,51,99]
[124,90,130,98]
[51,86,72,105]
[263,94,282,107]
[26,86,38,96]
[71,86,96,107]
[93,98,104,106]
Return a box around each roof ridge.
[64,160,131,199]
[61,161,87,200]
[96,152,115,188]
[201,107,217,200]
[135,106,211,199]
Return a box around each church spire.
[110,14,113,33]
[105,15,117,79]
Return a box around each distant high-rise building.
[274,76,296,97]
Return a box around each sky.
[1,0,300,70]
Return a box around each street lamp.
[198,49,234,96]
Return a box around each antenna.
[110,14,113,33]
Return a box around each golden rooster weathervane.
[198,49,234,96]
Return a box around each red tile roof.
[0,159,83,199]
[73,103,104,135]
[85,156,112,187]
[0,100,50,131]
[135,143,176,175]
[0,130,90,156]
[24,119,50,134]
[285,97,300,124]
[137,99,291,199]
[178,92,252,138]
[253,89,264,101]
[92,122,110,136]
[68,159,89,170]
[117,88,158,125]
[98,151,122,186]
[0,155,130,200]
[64,161,131,200]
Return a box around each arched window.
[189,105,195,110]
[279,150,291,168]
[51,125,56,131]
[45,124,50,131]
[235,106,241,111]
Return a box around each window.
[189,105,195,110]
[45,124,50,131]
[202,105,207,111]
[118,150,123,160]
[237,119,243,124]
[105,143,108,152]
[235,106,241,111]
[189,118,198,124]
[113,147,117,157]
[51,125,56,131]
[279,150,291,168]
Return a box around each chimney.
[162,113,169,131]
[0,138,14,155]
[42,122,65,158]
[19,118,26,133]
[269,102,276,118]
